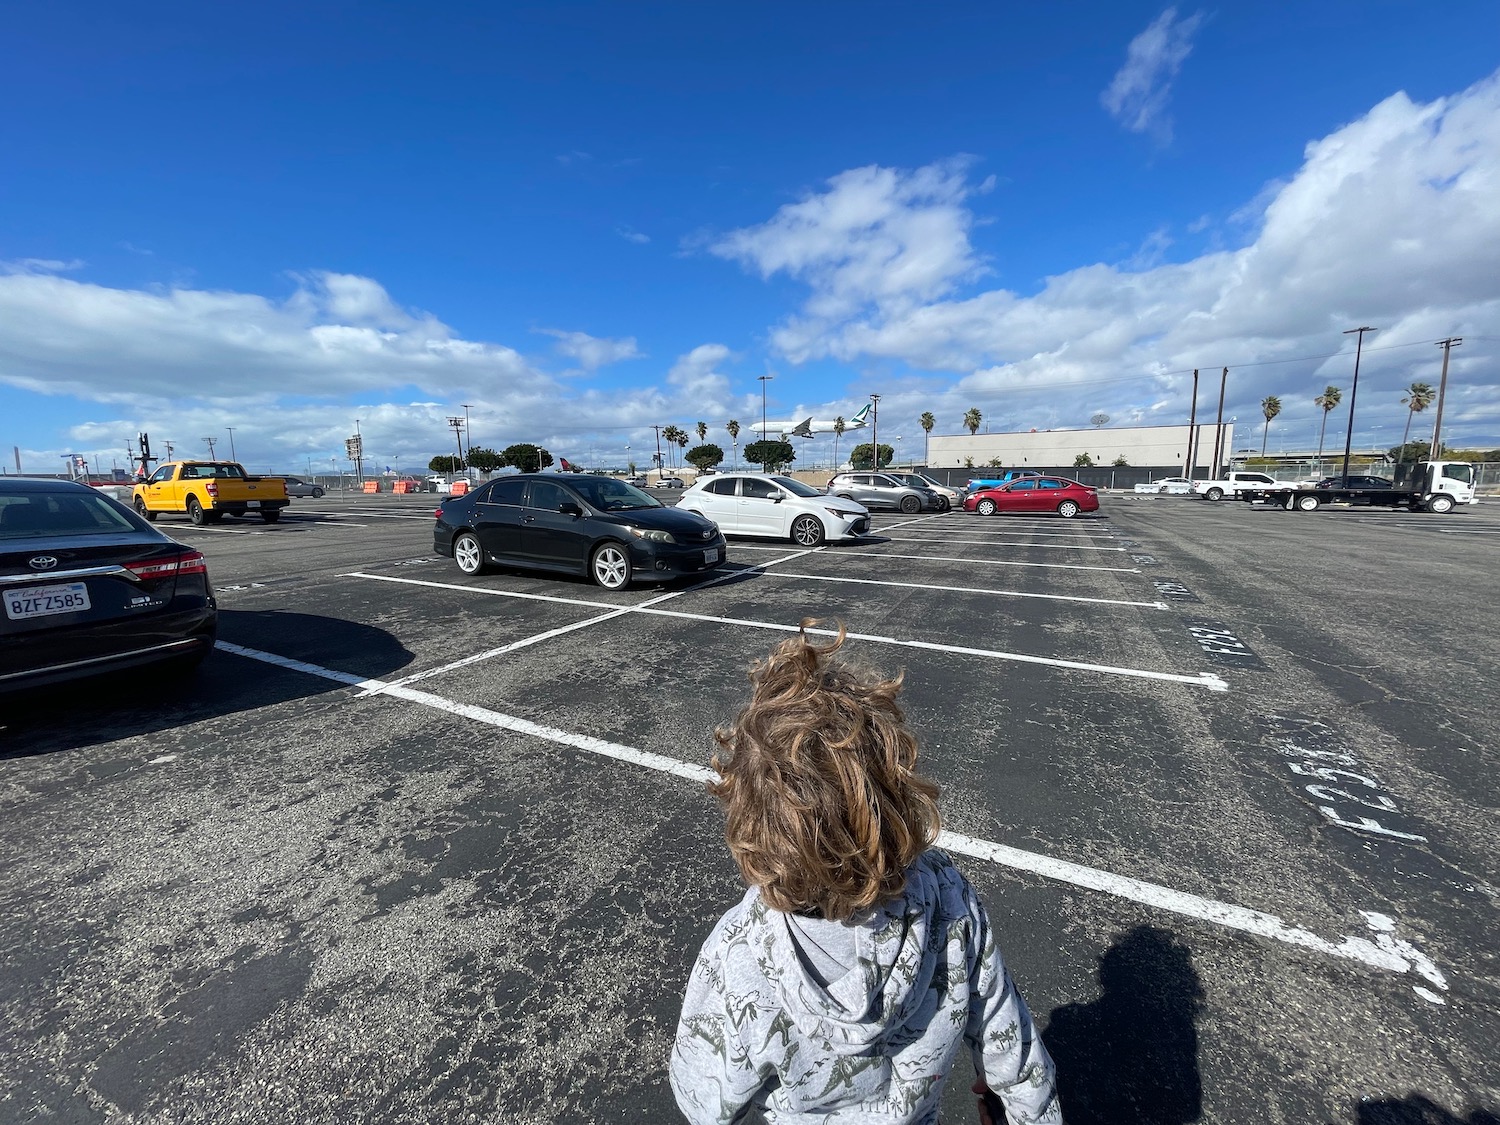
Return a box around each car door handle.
[521,516,537,523]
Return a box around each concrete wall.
[927,422,1237,472]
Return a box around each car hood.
[607,505,718,536]
[821,494,869,515]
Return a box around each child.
[670,626,1061,1124]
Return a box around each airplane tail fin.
[560,457,575,471]
[791,417,814,438]
[851,403,871,425]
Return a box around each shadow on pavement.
[0,611,412,757]
[1358,1096,1500,1124]
[1043,924,1205,1125]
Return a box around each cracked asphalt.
[1,490,1496,1124]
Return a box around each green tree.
[661,425,688,470]
[1388,439,1432,463]
[743,439,795,471]
[501,443,553,473]
[465,446,505,473]
[849,442,895,470]
[1314,385,1342,460]
[963,408,983,436]
[725,419,741,468]
[428,454,464,473]
[832,416,846,470]
[1112,454,1130,466]
[686,443,724,472]
[1073,453,1094,467]
[919,411,936,465]
[986,457,1004,468]
[1260,395,1282,457]
[1397,381,1436,463]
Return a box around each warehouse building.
[927,421,1238,474]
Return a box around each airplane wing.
[790,418,814,438]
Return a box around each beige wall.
[927,422,1237,469]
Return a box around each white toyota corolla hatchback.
[678,473,870,546]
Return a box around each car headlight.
[629,526,677,544]
[823,507,851,519]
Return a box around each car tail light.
[435,507,444,518]
[204,481,219,498]
[125,550,208,579]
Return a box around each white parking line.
[754,570,1168,609]
[880,537,1125,552]
[169,524,255,535]
[827,551,1142,574]
[341,571,1225,690]
[213,638,1446,995]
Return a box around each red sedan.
[963,476,1100,518]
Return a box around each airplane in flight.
[750,402,871,439]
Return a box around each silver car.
[826,472,940,513]
[883,471,961,511]
[281,476,325,498]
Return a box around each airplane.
[750,402,871,439]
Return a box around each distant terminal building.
[927,422,1238,473]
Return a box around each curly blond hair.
[708,623,941,922]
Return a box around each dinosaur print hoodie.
[669,850,1060,1123]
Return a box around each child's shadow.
[1043,924,1205,1125]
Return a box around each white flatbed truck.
[1231,460,1477,513]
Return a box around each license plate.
[245,501,261,509]
[703,549,718,564]
[4,582,91,621]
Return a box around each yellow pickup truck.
[132,461,291,525]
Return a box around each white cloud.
[615,225,651,244]
[2,257,85,274]
[1101,7,1205,143]
[713,72,1500,448]
[666,343,734,399]
[538,328,643,371]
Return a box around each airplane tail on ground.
[559,457,576,471]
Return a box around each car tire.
[1057,500,1080,519]
[1295,493,1320,512]
[834,493,856,502]
[977,498,998,516]
[260,509,281,523]
[134,498,158,523]
[1205,487,1224,502]
[187,497,206,525]
[591,543,632,590]
[1428,494,1455,514]
[790,514,825,547]
[899,495,920,513]
[312,487,324,499]
[935,497,950,512]
[453,532,487,575]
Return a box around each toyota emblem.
[28,555,59,571]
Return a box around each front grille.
[852,518,870,535]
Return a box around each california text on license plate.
[702,548,717,564]
[4,582,92,621]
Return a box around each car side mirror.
[772,494,783,503]
[559,502,583,517]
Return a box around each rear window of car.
[484,479,526,505]
[0,492,142,538]
[705,478,738,496]
[1038,478,1064,489]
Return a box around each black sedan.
[434,474,726,590]
[1,479,217,692]
[1316,475,1394,489]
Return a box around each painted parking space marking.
[753,570,1169,609]
[880,536,1126,552]
[1186,620,1264,667]
[1153,579,1203,604]
[214,639,1445,997]
[341,571,1227,690]
[824,550,1142,574]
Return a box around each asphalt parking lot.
[3,489,1497,1124]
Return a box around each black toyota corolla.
[433,473,726,590]
[1,478,218,692]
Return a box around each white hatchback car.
[679,473,870,546]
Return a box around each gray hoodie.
[669,850,1060,1124]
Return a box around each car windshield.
[914,473,945,488]
[772,476,823,498]
[0,491,142,539]
[568,476,661,510]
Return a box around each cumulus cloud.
[538,328,644,371]
[1101,7,1205,143]
[667,343,734,399]
[713,72,1500,448]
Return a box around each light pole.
[869,393,881,472]
[461,404,473,459]
[1339,327,1377,484]
[758,375,773,471]
[624,444,630,474]
[226,426,236,462]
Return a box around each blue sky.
[3,1,1498,474]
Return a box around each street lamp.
[1340,327,1377,483]
[758,375,774,471]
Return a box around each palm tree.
[1398,381,1436,463]
[661,425,685,470]
[696,421,707,444]
[1314,385,1342,463]
[919,411,935,466]
[832,416,846,471]
[674,428,689,467]
[963,408,982,436]
[1260,395,1282,458]
[726,419,740,468]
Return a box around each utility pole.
[1209,367,1228,478]
[204,436,217,458]
[1184,370,1200,476]
[1340,327,1377,483]
[461,404,473,458]
[653,424,664,477]
[447,416,465,474]
[226,426,236,462]
[757,375,773,471]
[1429,337,1462,459]
[869,393,881,472]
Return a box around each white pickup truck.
[1192,471,1288,502]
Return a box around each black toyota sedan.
[433,474,726,589]
[1,478,218,692]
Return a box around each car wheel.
[977,498,998,516]
[312,487,324,499]
[1057,500,1080,519]
[898,495,920,513]
[1295,493,1320,512]
[790,514,825,547]
[187,497,206,525]
[591,543,632,589]
[453,532,487,575]
[1205,487,1224,502]
[134,497,158,523]
[260,509,281,523]
[834,493,855,502]
[935,497,950,512]
[1428,494,1455,514]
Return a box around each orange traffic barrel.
[450,479,470,496]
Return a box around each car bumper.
[0,604,218,693]
[632,537,728,577]
[825,513,872,539]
